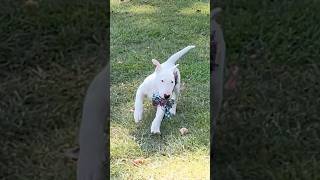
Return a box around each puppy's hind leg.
[134,88,144,123]
[170,92,178,115]
[170,69,181,115]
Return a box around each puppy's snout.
[164,94,170,99]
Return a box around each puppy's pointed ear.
[152,59,161,72]
[171,64,179,72]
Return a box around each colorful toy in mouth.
[152,93,175,119]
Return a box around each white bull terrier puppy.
[134,45,195,134]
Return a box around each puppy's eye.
[171,81,174,83]
[161,80,164,82]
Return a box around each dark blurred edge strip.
[210,0,217,180]
[105,0,110,178]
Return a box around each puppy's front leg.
[150,106,165,134]
[134,88,144,123]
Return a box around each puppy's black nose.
[164,94,170,99]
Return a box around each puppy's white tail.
[164,45,195,65]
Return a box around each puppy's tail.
[164,45,195,65]
[211,7,222,20]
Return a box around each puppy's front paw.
[134,108,143,123]
[150,124,161,134]
[151,129,161,135]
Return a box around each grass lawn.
[110,0,210,179]
[215,0,320,179]
[0,0,107,179]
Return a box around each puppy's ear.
[152,59,161,72]
[171,64,179,72]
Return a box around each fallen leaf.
[132,158,145,166]
[180,128,189,135]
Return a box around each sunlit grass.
[179,2,210,15]
[128,5,158,14]
[111,125,143,159]
[119,151,209,180]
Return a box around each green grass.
[215,0,320,179]
[110,0,210,179]
[0,0,108,179]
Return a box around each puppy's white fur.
[134,45,195,134]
